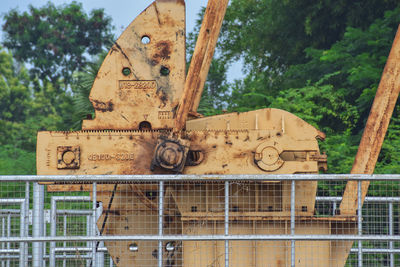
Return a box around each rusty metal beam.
[174,0,229,132]
[339,26,400,215]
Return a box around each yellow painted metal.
[33,0,387,266]
[82,0,186,131]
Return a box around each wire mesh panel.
[0,175,399,266]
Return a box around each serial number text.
[88,153,134,161]
[119,80,157,90]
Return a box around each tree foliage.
[1,0,399,178]
[196,1,400,174]
[0,2,114,175]
[2,1,113,91]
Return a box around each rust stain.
[92,100,114,112]
[152,41,172,64]
[153,3,161,25]
[157,90,169,107]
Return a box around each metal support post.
[42,214,46,267]
[1,217,4,267]
[92,182,97,267]
[291,180,296,267]
[357,181,362,267]
[63,215,67,267]
[225,181,229,267]
[332,201,337,216]
[86,213,91,267]
[158,181,164,267]
[50,197,57,267]
[96,202,105,267]
[33,183,44,267]
[389,202,394,267]
[24,182,29,265]
[7,215,10,267]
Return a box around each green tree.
[2,1,113,92]
[221,0,399,69]
[194,1,400,176]
[0,47,61,174]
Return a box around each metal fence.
[0,174,399,266]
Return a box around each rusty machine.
[36,0,400,266]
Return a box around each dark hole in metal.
[160,66,170,76]
[139,121,152,131]
[128,243,138,252]
[191,206,197,212]
[141,35,151,44]
[122,67,131,76]
[145,191,158,200]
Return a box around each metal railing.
[0,174,399,267]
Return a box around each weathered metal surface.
[334,25,400,267]
[82,0,186,130]
[150,135,190,173]
[35,0,400,265]
[38,109,325,177]
[174,0,229,131]
[340,26,400,215]
[37,107,327,266]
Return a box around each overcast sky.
[0,0,243,81]
[0,0,207,35]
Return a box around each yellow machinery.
[36,0,400,266]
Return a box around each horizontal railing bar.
[350,248,400,254]
[55,209,93,215]
[0,199,25,204]
[1,174,400,182]
[0,254,94,260]
[0,209,92,216]
[316,196,400,202]
[54,247,108,252]
[0,249,19,254]
[2,234,400,243]
[51,196,91,202]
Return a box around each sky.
[0,0,207,36]
[0,0,243,81]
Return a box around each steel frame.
[0,174,399,266]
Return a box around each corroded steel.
[82,0,186,131]
[35,1,400,266]
[340,26,400,215]
[174,0,229,131]
[336,25,400,267]
[37,107,327,266]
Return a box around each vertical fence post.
[63,215,67,267]
[389,202,394,267]
[19,200,26,266]
[332,201,337,216]
[291,180,296,267]
[358,180,362,267]
[225,181,229,267]
[7,215,10,267]
[1,217,5,267]
[42,214,46,267]
[158,181,164,267]
[96,202,105,267]
[50,197,57,267]
[92,182,97,267]
[33,183,44,267]
[86,212,91,266]
[24,182,29,265]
